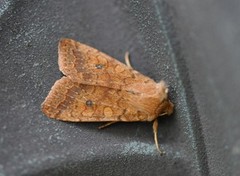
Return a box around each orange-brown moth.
[41,38,174,155]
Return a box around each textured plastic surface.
[0,0,239,176]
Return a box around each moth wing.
[41,77,151,122]
[58,38,156,93]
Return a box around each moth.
[41,38,174,155]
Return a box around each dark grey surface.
[165,1,240,175]
[0,0,239,176]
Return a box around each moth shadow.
[66,113,178,147]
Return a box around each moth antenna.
[98,122,117,129]
[124,51,132,68]
[153,119,165,155]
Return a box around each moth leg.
[124,52,132,68]
[153,119,165,155]
[98,122,117,129]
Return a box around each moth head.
[156,81,174,116]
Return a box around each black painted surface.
[0,0,239,175]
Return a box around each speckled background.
[1,0,240,176]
